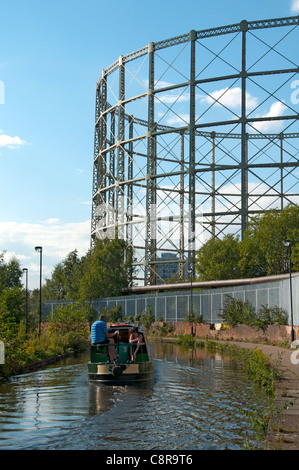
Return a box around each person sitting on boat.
[129,327,143,361]
[91,315,119,362]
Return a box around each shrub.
[185,311,204,323]
[176,334,196,347]
[48,302,89,336]
[220,296,256,326]
[134,306,154,329]
[257,305,288,327]
[220,296,288,328]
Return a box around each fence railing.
[42,284,282,324]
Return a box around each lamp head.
[283,240,291,247]
[35,246,42,252]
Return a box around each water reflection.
[0,343,272,450]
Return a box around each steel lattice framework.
[91,16,299,286]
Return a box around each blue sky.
[0,0,298,289]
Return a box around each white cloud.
[290,0,299,13]
[154,80,173,89]
[200,87,258,111]
[46,218,60,224]
[3,251,30,262]
[0,219,90,288]
[0,134,27,148]
[252,101,288,133]
[164,113,190,126]
[156,91,189,105]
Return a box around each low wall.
[153,322,299,345]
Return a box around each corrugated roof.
[125,272,299,293]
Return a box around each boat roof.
[109,323,144,332]
[110,323,134,328]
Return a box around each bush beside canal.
[0,302,90,379]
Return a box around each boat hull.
[87,360,154,384]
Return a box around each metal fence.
[42,274,299,325]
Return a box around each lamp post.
[188,265,194,336]
[35,246,42,336]
[22,268,28,335]
[283,240,295,343]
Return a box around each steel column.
[188,30,196,269]
[145,42,157,285]
[240,20,248,236]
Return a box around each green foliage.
[195,233,241,281]
[221,296,256,326]
[150,321,174,337]
[239,204,299,277]
[43,250,82,300]
[78,238,133,301]
[134,306,155,329]
[195,204,299,281]
[220,295,288,328]
[0,239,135,379]
[47,302,90,337]
[0,301,90,378]
[100,304,123,323]
[1,286,24,324]
[0,252,22,293]
[176,334,196,346]
[185,311,203,323]
[0,287,24,341]
[257,305,288,327]
[237,347,280,394]
[43,239,134,302]
[239,210,286,277]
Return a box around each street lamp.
[283,240,295,343]
[188,265,194,336]
[35,246,42,336]
[22,268,28,335]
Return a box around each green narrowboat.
[87,323,154,384]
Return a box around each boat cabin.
[90,323,149,364]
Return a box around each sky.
[0,0,299,290]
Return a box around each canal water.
[0,342,272,450]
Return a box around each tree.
[43,250,83,300]
[239,204,299,277]
[78,238,133,301]
[195,233,241,281]
[0,253,22,293]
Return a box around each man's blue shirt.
[91,319,108,344]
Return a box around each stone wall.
[154,322,299,345]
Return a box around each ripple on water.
[0,345,273,450]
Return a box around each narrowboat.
[87,323,154,384]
